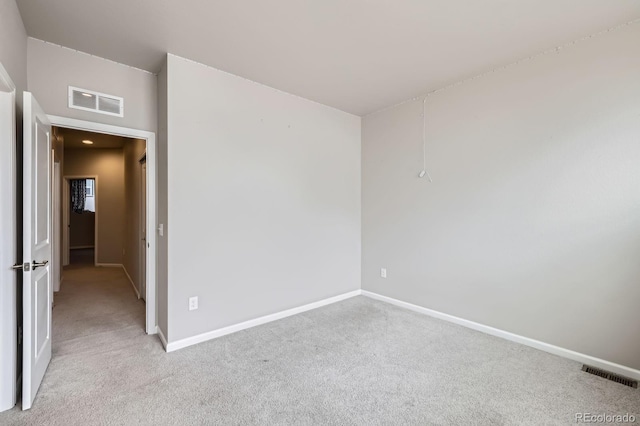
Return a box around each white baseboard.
[156,326,168,349]
[166,289,362,352]
[95,263,122,268]
[121,265,140,299]
[362,290,640,381]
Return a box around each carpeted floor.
[1,266,638,425]
[69,248,95,266]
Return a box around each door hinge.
[18,325,23,345]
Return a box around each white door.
[22,92,52,410]
[140,161,147,301]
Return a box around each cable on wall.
[408,18,640,183]
[419,96,433,181]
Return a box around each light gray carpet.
[1,266,638,425]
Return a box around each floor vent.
[68,86,124,117]
[582,365,638,388]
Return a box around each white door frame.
[139,155,147,301]
[0,63,18,412]
[63,176,99,266]
[52,163,61,292]
[61,180,69,266]
[49,115,158,335]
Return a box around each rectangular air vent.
[582,365,638,388]
[68,86,124,117]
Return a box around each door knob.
[32,260,49,270]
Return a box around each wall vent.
[68,86,124,117]
[582,365,638,388]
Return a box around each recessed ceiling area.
[57,127,131,149]
[16,0,640,115]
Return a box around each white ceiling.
[17,1,640,115]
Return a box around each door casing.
[0,62,18,413]
[49,116,158,335]
[52,163,61,292]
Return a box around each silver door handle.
[11,263,29,271]
[32,260,49,270]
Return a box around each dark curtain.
[71,179,86,213]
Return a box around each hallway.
[53,264,145,346]
[68,248,95,266]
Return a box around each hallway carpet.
[69,248,95,266]
[1,266,638,425]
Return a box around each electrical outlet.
[381,268,387,278]
[188,296,198,311]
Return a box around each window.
[84,179,95,212]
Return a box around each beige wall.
[123,139,146,294]
[64,148,125,264]
[362,23,640,370]
[51,127,65,266]
[69,210,94,248]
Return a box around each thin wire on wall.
[420,96,433,181]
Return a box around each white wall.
[156,58,168,337]
[0,0,27,99]
[362,23,640,370]
[27,38,157,132]
[165,55,361,342]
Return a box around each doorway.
[49,116,157,335]
[0,91,158,412]
[57,126,147,303]
[63,177,97,267]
